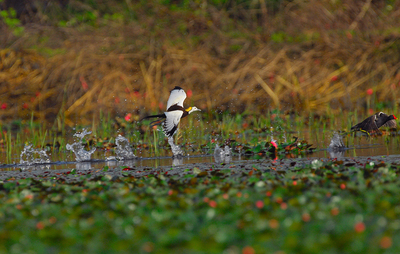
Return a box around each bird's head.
[186,106,201,114]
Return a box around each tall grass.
[0,1,400,126]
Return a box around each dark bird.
[351,112,397,133]
[141,86,201,138]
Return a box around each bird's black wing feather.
[351,115,379,132]
[140,113,166,121]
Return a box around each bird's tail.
[150,119,165,128]
[141,114,166,128]
[140,114,166,121]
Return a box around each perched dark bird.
[351,112,397,133]
[141,86,201,138]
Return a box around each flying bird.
[141,86,201,138]
[351,112,397,133]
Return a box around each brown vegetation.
[1,0,400,126]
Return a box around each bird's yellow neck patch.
[185,107,192,112]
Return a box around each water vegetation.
[1,155,400,252]
[1,1,400,252]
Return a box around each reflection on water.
[76,162,92,170]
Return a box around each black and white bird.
[141,86,201,138]
[351,112,397,133]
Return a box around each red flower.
[255,200,264,209]
[302,213,311,222]
[36,222,45,230]
[331,207,339,216]
[346,31,353,39]
[132,91,140,98]
[354,222,365,233]
[368,108,374,115]
[366,88,373,95]
[124,113,132,122]
[186,89,193,98]
[1,103,7,110]
[269,75,275,83]
[242,246,255,254]
[23,103,29,109]
[79,76,88,91]
[380,236,392,249]
[209,200,217,208]
[331,76,338,82]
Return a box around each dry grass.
[1,0,400,126]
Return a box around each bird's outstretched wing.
[162,110,184,138]
[381,119,397,128]
[166,86,186,110]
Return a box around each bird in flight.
[141,86,201,138]
[351,112,397,134]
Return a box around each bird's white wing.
[166,87,186,110]
[162,111,184,138]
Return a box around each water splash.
[20,144,50,165]
[115,135,136,160]
[328,131,346,158]
[328,131,346,150]
[66,129,96,162]
[168,137,184,157]
[214,144,231,163]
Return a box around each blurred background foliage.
[0,0,400,126]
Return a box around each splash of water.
[328,131,346,158]
[115,135,136,160]
[168,137,184,157]
[328,131,346,150]
[20,144,50,165]
[214,144,232,163]
[66,129,96,162]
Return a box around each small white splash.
[328,131,346,150]
[168,137,184,157]
[66,129,96,162]
[20,144,50,165]
[214,144,231,163]
[115,135,136,160]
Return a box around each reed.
[1,1,400,127]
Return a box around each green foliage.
[0,8,24,36]
[1,158,400,252]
